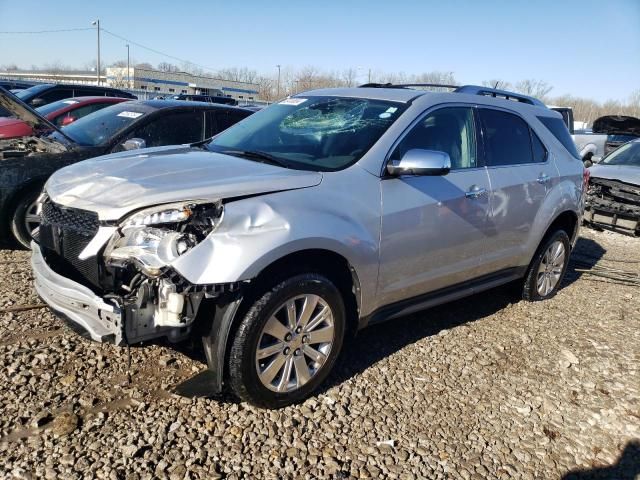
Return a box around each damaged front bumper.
[585,178,640,235]
[32,241,123,343]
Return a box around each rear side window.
[531,131,547,163]
[537,116,580,159]
[214,109,251,133]
[479,109,533,166]
[129,111,204,147]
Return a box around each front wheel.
[10,188,42,249]
[228,273,345,408]
[522,230,571,301]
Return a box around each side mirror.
[121,138,146,151]
[30,98,46,107]
[387,149,451,176]
[61,115,76,126]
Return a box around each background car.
[0,96,130,140]
[586,138,640,235]
[0,90,254,248]
[169,93,238,106]
[10,83,136,110]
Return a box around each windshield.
[15,84,49,101]
[207,96,406,171]
[601,142,640,166]
[60,103,149,146]
[36,98,81,116]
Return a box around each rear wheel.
[228,273,345,408]
[10,188,41,249]
[522,230,571,301]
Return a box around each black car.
[592,115,640,156]
[12,83,137,109]
[170,93,238,106]
[0,79,37,90]
[0,90,253,248]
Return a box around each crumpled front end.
[585,177,640,236]
[32,196,241,345]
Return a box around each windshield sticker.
[379,112,392,119]
[280,98,307,106]
[386,107,398,113]
[117,111,144,119]
[63,100,79,104]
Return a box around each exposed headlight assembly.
[105,201,222,276]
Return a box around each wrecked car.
[579,115,640,167]
[585,138,640,235]
[0,88,253,248]
[31,85,585,408]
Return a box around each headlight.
[107,227,195,276]
[122,203,194,228]
[105,201,222,276]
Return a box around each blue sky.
[0,0,638,102]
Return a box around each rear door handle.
[537,173,551,184]
[465,185,487,199]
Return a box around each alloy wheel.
[255,294,335,393]
[536,240,566,297]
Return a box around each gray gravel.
[1,227,639,479]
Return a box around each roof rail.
[359,82,459,90]
[454,85,546,107]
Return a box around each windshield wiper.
[221,149,290,168]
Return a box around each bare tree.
[481,79,513,90]
[341,67,358,87]
[158,62,180,72]
[135,62,154,70]
[514,79,553,100]
[109,60,128,68]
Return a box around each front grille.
[39,200,102,288]
[41,200,99,235]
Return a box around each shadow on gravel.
[320,282,517,394]
[562,440,640,480]
[563,236,606,288]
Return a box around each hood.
[589,164,640,186]
[0,86,72,140]
[46,145,323,221]
[592,115,640,136]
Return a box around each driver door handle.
[465,185,487,199]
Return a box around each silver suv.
[31,85,585,408]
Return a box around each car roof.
[58,96,130,104]
[136,99,250,111]
[301,87,424,103]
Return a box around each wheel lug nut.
[284,347,291,355]
[294,349,300,356]
[285,333,292,341]
[302,335,309,344]
[295,327,302,334]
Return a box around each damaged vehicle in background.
[31,85,584,408]
[585,138,640,236]
[580,115,640,167]
[0,88,254,248]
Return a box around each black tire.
[228,273,346,408]
[522,230,571,302]
[10,187,41,249]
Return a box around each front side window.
[207,96,407,171]
[479,109,534,166]
[391,106,477,170]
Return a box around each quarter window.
[479,109,534,166]
[391,107,477,169]
[531,130,547,163]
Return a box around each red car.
[0,96,130,140]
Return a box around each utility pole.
[92,19,101,85]
[126,44,130,89]
[368,68,371,84]
[276,64,281,99]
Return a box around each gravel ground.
[0,227,639,480]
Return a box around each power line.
[0,28,93,34]
[101,28,218,73]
